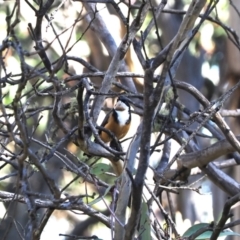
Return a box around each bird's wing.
[99,110,113,132]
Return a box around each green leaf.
[182,223,240,239]
[90,163,110,176]
[139,200,151,240]
[88,184,113,206]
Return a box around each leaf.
[182,223,240,239]
[90,162,110,176]
[139,200,151,240]
[88,184,113,206]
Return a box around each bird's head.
[114,96,130,111]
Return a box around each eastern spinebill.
[98,96,131,175]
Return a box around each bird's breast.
[100,112,131,143]
[114,109,131,126]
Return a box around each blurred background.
[0,0,240,239]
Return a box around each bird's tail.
[109,140,124,176]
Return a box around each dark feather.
[117,96,131,108]
[112,109,131,125]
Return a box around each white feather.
[114,100,130,126]
[115,109,130,126]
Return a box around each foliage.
[182,223,240,239]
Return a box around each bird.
[98,96,131,175]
